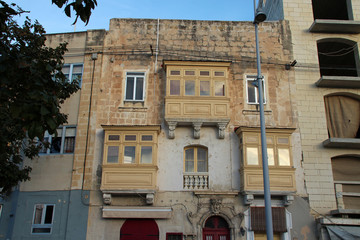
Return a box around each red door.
[120,219,159,240]
[203,216,230,240]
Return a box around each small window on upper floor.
[125,72,145,101]
[324,94,360,139]
[62,63,83,87]
[32,204,55,234]
[312,0,353,20]
[184,146,208,173]
[317,39,359,77]
[246,75,266,104]
[40,126,76,154]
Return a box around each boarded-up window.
[324,95,360,138]
[332,156,360,209]
[251,207,287,233]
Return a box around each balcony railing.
[183,173,209,190]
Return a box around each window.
[62,63,83,87]
[125,72,145,101]
[246,75,266,104]
[332,155,360,210]
[184,146,208,172]
[324,94,360,139]
[165,63,228,97]
[40,126,76,154]
[103,127,159,165]
[31,204,55,234]
[317,39,359,77]
[312,0,352,20]
[166,233,183,240]
[241,131,292,167]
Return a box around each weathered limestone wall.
[76,18,305,240]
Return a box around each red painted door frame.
[120,219,159,240]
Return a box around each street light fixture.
[253,0,274,240]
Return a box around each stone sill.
[315,76,360,88]
[309,19,360,33]
[318,217,360,225]
[322,138,360,149]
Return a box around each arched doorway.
[203,216,230,240]
[120,219,159,240]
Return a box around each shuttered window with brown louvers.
[250,207,287,233]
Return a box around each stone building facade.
[0,18,319,239]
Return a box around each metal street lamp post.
[253,0,274,239]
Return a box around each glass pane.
[44,205,54,224]
[215,81,225,96]
[185,70,195,75]
[33,205,44,224]
[170,70,180,75]
[246,147,258,165]
[125,77,134,100]
[72,65,83,73]
[185,148,194,172]
[124,146,136,164]
[40,137,49,153]
[127,72,145,76]
[50,133,62,154]
[214,71,225,76]
[197,148,208,172]
[278,137,289,144]
[125,135,136,141]
[141,135,153,141]
[64,137,75,153]
[278,148,291,166]
[135,77,144,100]
[247,80,256,103]
[107,146,119,163]
[170,80,180,95]
[108,135,120,141]
[200,81,210,96]
[185,80,195,96]
[141,146,152,163]
[62,65,70,75]
[200,71,209,76]
[267,148,275,166]
[65,127,76,136]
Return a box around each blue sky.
[13,0,255,34]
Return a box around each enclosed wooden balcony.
[164,61,231,139]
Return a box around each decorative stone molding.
[192,122,203,139]
[210,199,222,214]
[165,118,229,139]
[244,194,254,205]
[146,193,155,205]
[217,122,227,139]
[103,193,112,205]
[283,195,294,206]
[167,121,177,139]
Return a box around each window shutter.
[250,207,287,233]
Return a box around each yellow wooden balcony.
[240,167,296,192]
[101,165,157,191]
